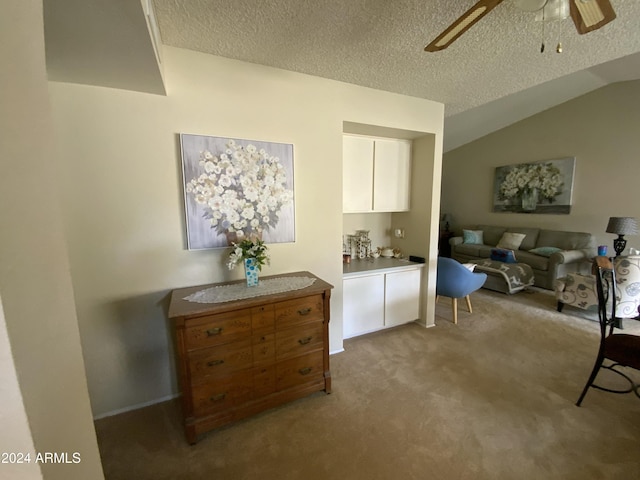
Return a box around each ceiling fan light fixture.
[535,0,570,21]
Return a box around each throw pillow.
[461,263,476,272]
[490,248,517,264]
[463,229,484,245]
[529,246,562,257]
[497,232,526,250]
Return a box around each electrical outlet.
[394,228,405,238]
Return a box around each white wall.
[0,1,104,478]
[49,46,444,417]
[442,80,640,252]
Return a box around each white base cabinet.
[343,274,385,339]
[384,269,421,328]
[343,267,422,339]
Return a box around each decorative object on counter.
[492,157,575,214]
[180,133,295,249]
[355,230,372,259]
[343,253,351,264]
[380,247,394,258]
[393,248,403,259]
[606,216,639,257]
[345,234,359,259]
[597,245,608,256]
[227,237,270,286]
[371,248,380,258]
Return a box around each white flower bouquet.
[227,237,270,271]
[498,162,563,202]
[185,139,293,240]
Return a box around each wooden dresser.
[168,271,333,444]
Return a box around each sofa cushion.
[515,250,550,271]
[455,243,493,258]
[497,232,526,250]
[536,229,595,250]
[506,227,540,251]
[463,229,484,244]
[477,225,507,246]
[530,246,562,257]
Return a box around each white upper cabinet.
[342,135,411,213]
[342,135,374,213]
[372,138,411,212]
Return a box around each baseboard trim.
[330,348,345,355]
[93,393,180,420]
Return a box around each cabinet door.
[373,139,411,212]
[342,135,374,213]
[384,269,421,327]
[343,275,385,338]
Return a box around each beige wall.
[49,46,444,417]
[442,80,640,252]
[0,1,104,479]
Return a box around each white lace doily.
[184,276,317,304]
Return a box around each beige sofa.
[450,225,596,290]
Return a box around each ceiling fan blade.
[425,0,505,52]
[570,0,616,34]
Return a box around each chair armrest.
[449,236,463,246]
[551,249,592,265]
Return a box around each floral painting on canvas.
[492,157,575,214]
[180,133,295,249]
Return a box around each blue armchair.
[436,257,487,324]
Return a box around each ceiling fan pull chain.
[540,4,546,52]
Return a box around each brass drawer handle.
[297,307,312,316]
[298,367,312,375]
[298,336,313,345]
[210,393,226,402]
[206,327,223,336]
[206,359,225,367]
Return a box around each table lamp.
[606,217,639,257]
[441,214,452,232]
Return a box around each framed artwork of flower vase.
[492,157,575,214]
[180,133,295,249]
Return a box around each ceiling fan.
[424,0,616,52]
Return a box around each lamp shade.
[606,217,639,235]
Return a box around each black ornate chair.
[576,256,640,406]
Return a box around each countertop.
[342,257,425,279]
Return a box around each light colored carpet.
[95,287,640,479]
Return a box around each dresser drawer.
[191,371,253,416]
[276,322,324,360]
[185,310,252,350]
[252,333,275,366]
[276,351,324,391]
[252,365,276,398]
[251,304,275,332]
[188,338,253,381]
[275,295,324,329]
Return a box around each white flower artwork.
[180,134,295,249]
[492,157,575,214]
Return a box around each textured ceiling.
[152,0,640,122]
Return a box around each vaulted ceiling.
[44,1,640,151]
